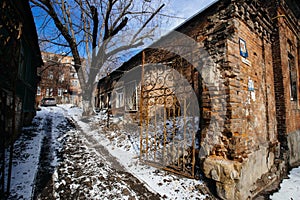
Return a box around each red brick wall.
[277,14,300,134]
[224,19,277,159]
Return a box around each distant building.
[0,0,42,196]
[97,0,300,199]
[37,52,82,106]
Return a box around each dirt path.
[33,115,54,199]
[35,107,160,199]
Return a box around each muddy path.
[33,107,160,199]
[33,108,75,199]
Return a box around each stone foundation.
[203,145,276,199]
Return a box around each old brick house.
[0,0,42,196]
[97,0,299,199]
[37,52,82,106]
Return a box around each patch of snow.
[270,166,300,200]
[72,110,208,199]
[7,110,47,199]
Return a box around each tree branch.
[132,3,165,42]
[39,39,70,47]
[106,41,144,58]
[41,0,81,70]
[91,6,99,50]
[103,0,113,40]
[110,17,128,38]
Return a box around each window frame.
[125,80,138,111]
[114,87,124,109]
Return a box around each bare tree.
[30,0,176,115]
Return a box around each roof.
[98,0,221,84]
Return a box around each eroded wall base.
[288,130,300,167]
[203,146,280,199]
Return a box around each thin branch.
[39,39,70,47]
[132,4,165,42]
[112,0,133,28]
[110,17,128,38]
[106,41,144,58]
[30,0,49,12]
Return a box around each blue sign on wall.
[239,38,248,58]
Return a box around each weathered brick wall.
[97,0,300,198]
[276,13,300,134]
[273,2,300,166]
[201,0,282,199]
[225,18,277,158]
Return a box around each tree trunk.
[82,98,94,116]
[81,81,98,116]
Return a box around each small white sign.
[242,57,252,66]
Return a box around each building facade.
[37,52,82,106]
[97,0,300,199]
[0,0,42,196]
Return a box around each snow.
[7,106,76,199]
[8,104,300,199]
[270,166,300,200]
[6,110,47,199]
[62,106,208,199]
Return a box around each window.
[71,72,78,78]
[288,53,298,101]
[58,88,63,96]
[106,92,111,108]
[71,80,78,86]
[115,88,124,108]
[100,95,105,109]
[125,81,137,111]
[50,88,53,96]
[46,88,49,97]
[48,71,53,80]
[59,72,64,82]
[37,86,41,96]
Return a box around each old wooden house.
[97,0,300,199]
[0,0,43,196]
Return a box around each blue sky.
[31,0,218,58]
[168,0,218,29]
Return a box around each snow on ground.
[7,106,76,199]
[270,166,300,200]
[7,109,47,199]
[62,105,209,200]
[6,104,300,199]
